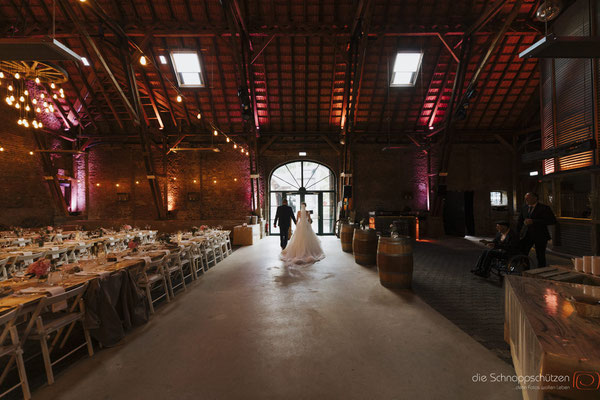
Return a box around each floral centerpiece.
[121,224,132,232]
[128,236,141,253]
[199,225,209,231]
[45,226,54,235]
[26,258,51,278]
[11,226,24,237]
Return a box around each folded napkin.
[123,256,152,265]
[19,286,67,311]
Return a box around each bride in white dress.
[281,202,325,264]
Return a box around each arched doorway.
[269,160,336,235]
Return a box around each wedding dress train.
[280,204,325,264]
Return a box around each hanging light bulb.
[14,73,20,80]
[139,56,147,66]
[60,93,65,98]
[23,90,28,96]
[38,122,43,128]
[0,72,4,78]
[8,85,13,91]
[245,151,249,156]
[213,130,218,136]
[25,105,30,111]
[50,83,55,89]
[17,119,22,125]
[32,99,37,104]
[196,113,202,119]
[43,102,48,107]
[176,95,182,102]
[36,107,41,113]
[19,96,24,102]
[59,88,64,94]
[23,120,29,128]
[240,147,244,153]
[226,137,230,143]
[5,97,10,104]
[35,77,40,84]
[53,94,58,99]
[49,105,54,112]
[32,121,38,129]
[40,93,45,99]
[15,103,20,109]
[9,96,14,102]
[45,108,50,113]
[234,144,237,149]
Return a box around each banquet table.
[504,275,600,400]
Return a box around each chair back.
[144,255,166,274]
[0,305,22,346]
[0,258,9,280]
[15,252,46,267]
[38,282,88,311]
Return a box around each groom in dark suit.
[274,199,297,249]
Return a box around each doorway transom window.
[269,161,336,235]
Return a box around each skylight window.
[159,55,167,64]
[170,51,204,87]
[81,57,90,66]
[390,52,423,87]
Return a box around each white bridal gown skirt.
[280,218,325,264]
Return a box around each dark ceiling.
[0,0,545,146]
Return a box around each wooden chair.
[202,240,217,269]
[178,245,195,281]
[45,248,69,267]
[0,306,30,399]
[138,256,170,314]
[188,244,205,277]
[224,231,233,255]
[218,233,229,259]
[23,283,94,385]
[0,258,10,281]
[9,252,46,276]
[164,250,187,298]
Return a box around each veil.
[280,203,325,264]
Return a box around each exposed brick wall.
[0,107,57,227]
[84,144,252,221]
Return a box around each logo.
[573,372,600,390]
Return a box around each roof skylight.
[170,51,204,87]
[390,52,423,87]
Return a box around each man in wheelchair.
[471,221,520,278]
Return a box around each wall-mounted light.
[299,151,307,156]
[96,183,100,187]
[0,147,4,152]
[529,171,539,176]
[159,55,167,64]
[28,151,34,155]
[213,130,218,136]
[135,181,140,184]
[115,183,120,187]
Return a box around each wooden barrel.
[377,236,413,288]
[353,229,378,266]
[340,224,355,253]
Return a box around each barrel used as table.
[340,224,355,253]
[353,229,378,266]
[377,236,413,288]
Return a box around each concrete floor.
[36,236,520,400]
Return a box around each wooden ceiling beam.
[148,42,178,128]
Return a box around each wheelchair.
[488,252,531,282]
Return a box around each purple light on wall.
[73,154,86,212]
[412,150,430,210]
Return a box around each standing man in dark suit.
[274,199,297,249]
[517,192,557,267]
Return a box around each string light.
[32,99,37,104]
[233,144,237,149]
[14,73,20,80]
[35,77,40,84]
[213,180,217,184]
[240,148,244,154]
[0,72,3,78]
[234,178,237,182]
[196,113,201,119]
[176,95,182,102]
[23,90,28,96]
[38,122,43,128]
[15,103,20,109]
[17,119,22,125]
[36,107,41,113]
[53,94,58,99]
[50,83,55,89]
[213,130,218,136]
[226,137,230,143]
[139,56,147,66]
[25,105,30,111]
[40,93,45,99]
[19,96,24,102]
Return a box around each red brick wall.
[0,108,57,227]
[84,144,253,221]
